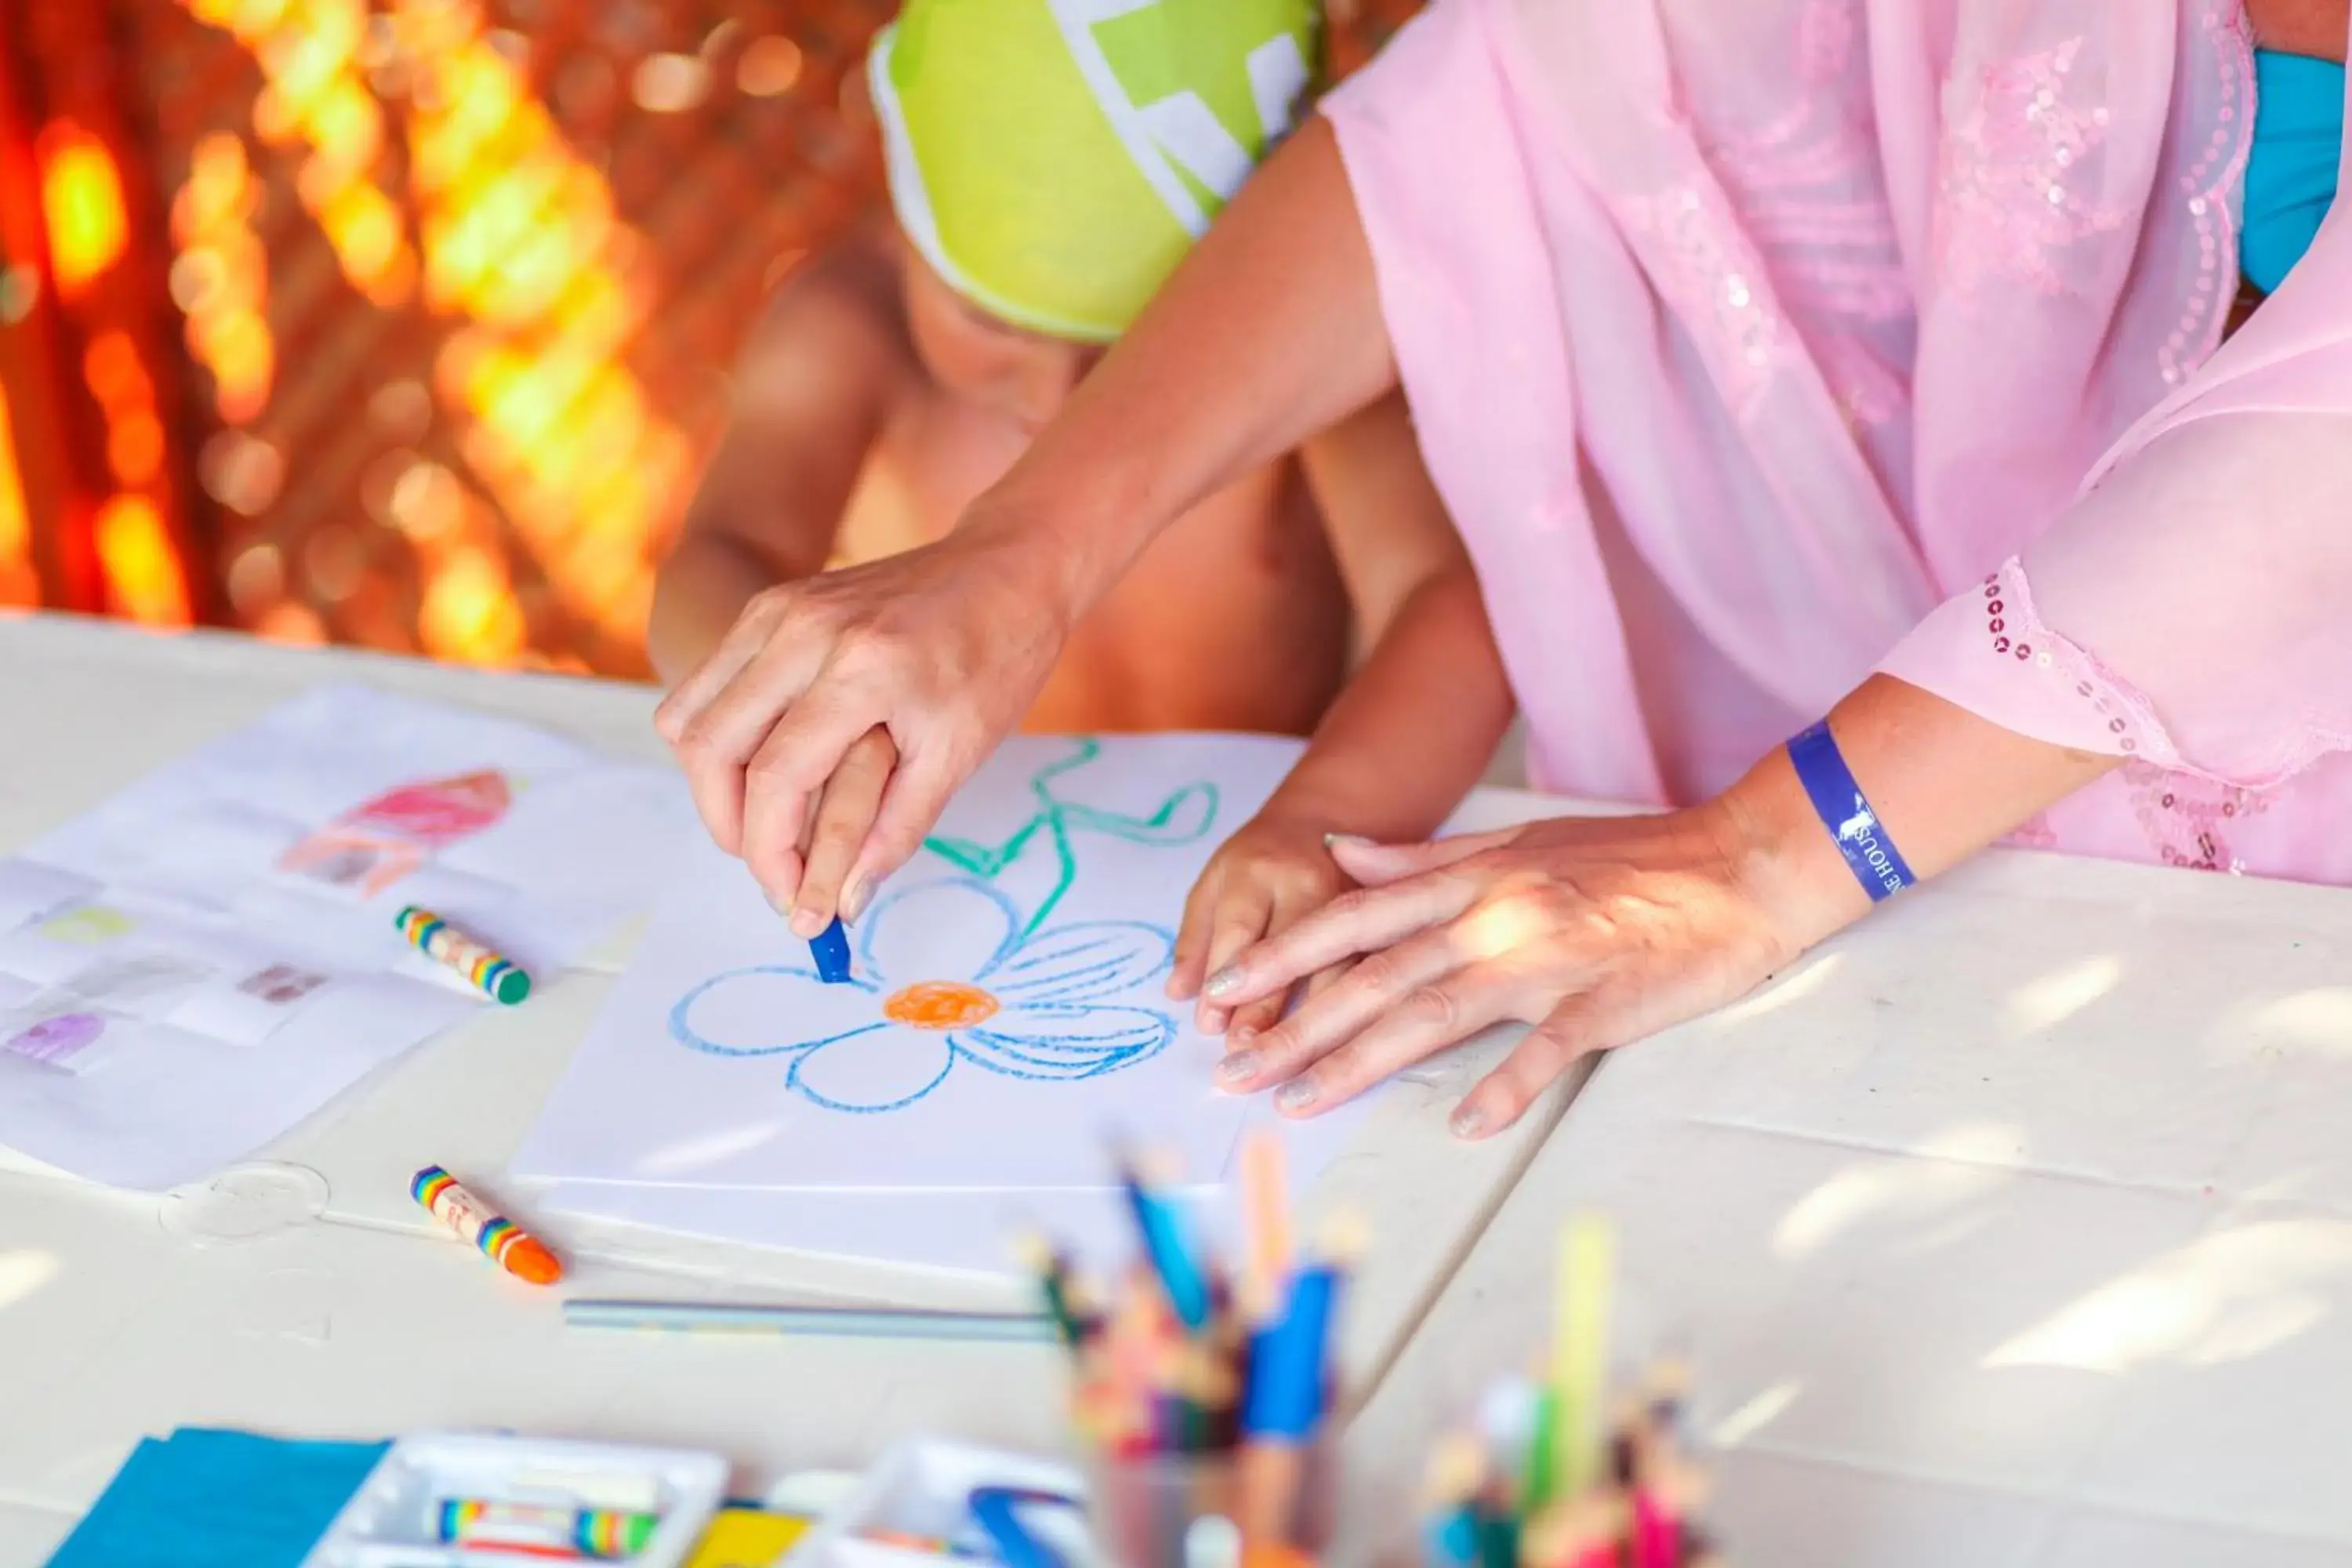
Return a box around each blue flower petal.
[960,1004,1174,1081]
[990,922,1173,1004]
[858,879,1020,987]
[670,964,880,1058]
[788,1023,956,1112]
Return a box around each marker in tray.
[437,1497,659,1559]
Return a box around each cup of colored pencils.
[1419,1215,1721,1568]
[1022,1131,1350,1568]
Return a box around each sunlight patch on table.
[1985,1218,2352,1374]
[1772,1123,2020,1261]
[1708,1377,1802,1449]
[2004,953,2122,1036]
[1708,951,1844,1029]
[0,1249,61,1313]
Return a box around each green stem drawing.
[919,738,1219,936]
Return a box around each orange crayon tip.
[506,1237,564,1285]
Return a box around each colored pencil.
[560,1298,1058,1341]
[1554,1215,1613,1497]
[1047,1146,1359,1561]
[1119,1154,1213,1330]
[1014,1233,1091,1349]
[1238,1128,1292,1327]
[1417,1362,1716,1567]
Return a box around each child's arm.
[1281,391,1512,837]
[1171,393,1515,1039]
[647,237,902,684]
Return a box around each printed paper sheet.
[0,684,687,1189]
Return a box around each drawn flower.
[670,879,1177,1113]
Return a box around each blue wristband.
[1787,720,1916,902]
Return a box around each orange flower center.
[881,979,1001,1032]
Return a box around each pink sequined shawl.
[1325,0,2352,880]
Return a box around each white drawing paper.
[511,734,1307,1196]
[536,1098,1367,1277]
[0,683,689,1189]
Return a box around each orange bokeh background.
[0,0,1419,677]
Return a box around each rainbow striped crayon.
[436,1498,659,1559]
[412,1164,564,1285]
[394,904,531,1004]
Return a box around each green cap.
[870,0,1320,343]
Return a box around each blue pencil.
[1118,1163,1211,1330]
[1242,1265,1338,1439]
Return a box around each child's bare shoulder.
[736,220,919,416]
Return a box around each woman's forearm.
[1726,673,2125,946]
[968,115,1397,615]
[1262,572,1515,841]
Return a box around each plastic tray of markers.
[299,1432,727,1568]
[786,1438,1098,1567]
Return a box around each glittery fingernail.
[840,877,870,924]
[1449,1104,1491,1140]
[1273,1079,1319,1112]
[1217,1051,1262,1083]
[1203,967,1243,999]
[1323,832,1373,850]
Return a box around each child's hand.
[1170,813,1358,1044]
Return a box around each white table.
[1349,841,2352,1565]
[0,1506,71,1568]
[0,612,1577,1555]
[17,608,2351,1568]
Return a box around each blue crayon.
[810,916,851,984]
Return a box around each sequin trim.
[1795,0,1856,85]
[2158,2,2253,388]
[1982,554,2352,791]
[2003,811,2060,851]
[1979,561,2158,759]
[1700,0,1906,328]
[1977,557,2320,873]
[1639,0,1907,419]
[1935,36,2127,297]
[1621,184,1788,416]
[2123,761,2264,874]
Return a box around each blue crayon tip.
[809,916,852,985]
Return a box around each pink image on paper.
[4,1011,106,1067]
[341,771,511,844]
[277,771,514,897]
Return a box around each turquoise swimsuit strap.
[2242,49,2345,295]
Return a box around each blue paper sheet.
[45,1427,387,1568]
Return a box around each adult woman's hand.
[1202,676,2125,1139]
[1203,804,1832,1138]
[654,516,1077,929]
